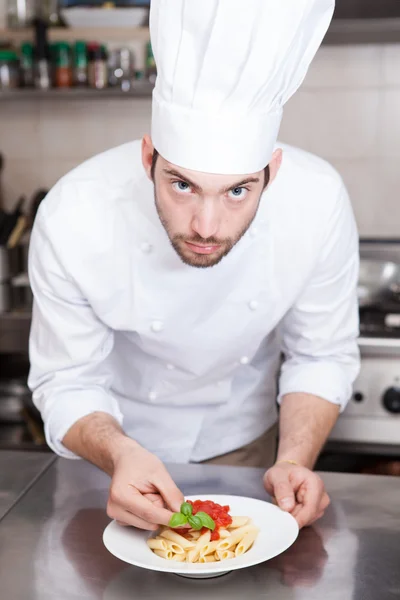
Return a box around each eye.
[172,181,191,193]
[227,187,248,201]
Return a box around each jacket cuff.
[42,391,124,459]
[278,361,354,412]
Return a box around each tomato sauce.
[188,499,232,541]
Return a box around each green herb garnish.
[168,502,216,531]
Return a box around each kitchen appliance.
[59,1,149,28]
[6,0,36,28]
[329,239,400,455]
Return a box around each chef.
[28,0,359,531]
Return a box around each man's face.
[149,152,267,269]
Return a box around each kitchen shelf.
[0,84,154,100]
[0,26,150,43]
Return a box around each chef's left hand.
[263,462,330,528]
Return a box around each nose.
[191,199,219,240]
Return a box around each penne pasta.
[216,550,235,561]
[216,525,258,551]
[148,505,259,564]
[218,529,230,539]
[160,530,196,550]
[188,531,201,540]
[154,549,173,560]
[187,530,211,563]
[171,553,186,562]
[165,540,185,554]
[229,516,250,528]
[200,540,219,556]
[147,538,168,551]
[199,555,215,563]
[235,530,258,557]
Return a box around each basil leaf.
[188,515,203,530]
[169,513,188,528]
[195,511,216,531]
[180,502,193,517]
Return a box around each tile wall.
[0,3,399,237]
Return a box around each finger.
[154,469,185,513]
[143,493,166,509]
[125,488,176,526]
[320,492,330,511]
[293,479,325,528]
[265,469,296,512]
[308,510,325,525]
[108,505,159,530]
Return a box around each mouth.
[184,241,222,255]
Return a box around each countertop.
[0,456,399,600]
[0,450,55,520]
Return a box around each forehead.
[159,155,262,191]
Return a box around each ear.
[141,134,155,180]
[268,148,283,185]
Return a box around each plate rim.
[103,493,299,575]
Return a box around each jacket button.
[149,391,157,401]
[166,363,175,370]
[249,300,258,311]
[240,356,249,365]
[141,242,153,253]
[151,320,164,332]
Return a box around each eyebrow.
[162,168,260,194]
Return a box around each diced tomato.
[188,499,232,541]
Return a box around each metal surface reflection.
[0,457,398,600]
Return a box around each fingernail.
[280,498,294,509]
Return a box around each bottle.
[7,0,35,29]
[73,41,88,87]
[88,44,108,90]
[54,42,72,88]
[145,41,157,84]
[108,47,134,91]
[20,42,34,87]
[33,19,52,90]
[0,50,19,89]
[36,0,61,26]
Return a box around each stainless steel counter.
[0,450,55,520]
[0,458,399,600]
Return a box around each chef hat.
[150,0,334,175]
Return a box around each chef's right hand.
[106,441,184,530]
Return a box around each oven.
[328,239,400,458]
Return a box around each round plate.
[103,494,299,579]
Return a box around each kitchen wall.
[0,24,399,236]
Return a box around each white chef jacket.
[28,141,360,463]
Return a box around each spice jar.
[73,41,88,87]
[108,47,134,91]
[0,50,19,89]
[20,41,34,87]
[145,41,157,84]
[88,43,108,90]
[54,42,73,88]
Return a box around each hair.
[150,149,270,188]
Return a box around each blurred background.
[0,1,399,477]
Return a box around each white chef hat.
[150,0,334,175]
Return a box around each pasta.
[147,500,259,564]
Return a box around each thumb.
[268,469,296,512]
[155,470,185,513]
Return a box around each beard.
[154,190,259,269]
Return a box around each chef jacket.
[28,141,360,463]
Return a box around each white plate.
[103,494,299,579]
